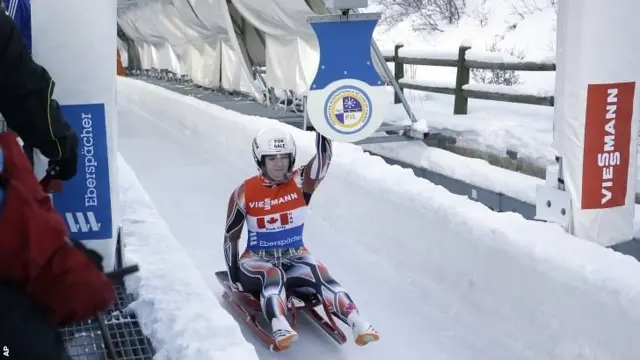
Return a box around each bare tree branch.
[377,0,468,33]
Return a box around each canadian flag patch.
[256,212,293,229]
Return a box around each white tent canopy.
[117,0,325,101]
[229,0,319,94]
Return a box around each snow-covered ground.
[370,0,557,90]
[116,77,640,360]
[110,1,640,358]
[119,154,260,360]
[376,89,557,167]
[117,78,524,360]
[364,0,561,167]
[356,0,640,192]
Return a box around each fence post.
[453,44,471,115]
[393,43,405,104]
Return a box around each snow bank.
[464,83,554,97]
[381,44,556,66]
[398,80,555,98]
[400,78,454,89]
[466,49,555,65]
[118,77,640,359]
[398,46,459,60]
[373,0,557,91]
[362,140,544,204]
[382,44,553,65]
[117,154,258,360]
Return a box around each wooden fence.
[384,44,556,115]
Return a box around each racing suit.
[224,132,379,347]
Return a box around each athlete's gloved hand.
[47,130,78,181]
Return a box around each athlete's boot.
[347,312,380,346]
[271,315,298,349]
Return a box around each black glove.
[69,238,104,272]
[47,130,78,181]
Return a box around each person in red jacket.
[0,10,116,360]
[0,131,116,359]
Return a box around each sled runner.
[215,270,348,352]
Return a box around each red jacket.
[0,131,115,326]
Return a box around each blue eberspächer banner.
[52,103,112,240]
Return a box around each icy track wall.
[117,77,640,359]
[118,155,259,359]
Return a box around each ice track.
[116,83,541,360]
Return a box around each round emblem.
[324,85,372,134]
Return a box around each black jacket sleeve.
[0,11,76,162]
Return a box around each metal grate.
[60,280,155,360]
[103,283,155,360]
[60,317,107,360]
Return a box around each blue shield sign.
[306,13,389,143]
[52,103,112,240]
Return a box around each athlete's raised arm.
[224,183,246,285]
[301,131,332,196]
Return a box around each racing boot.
[347,312,380,346]
[271,315,298,350]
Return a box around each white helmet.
[252,127,296,177]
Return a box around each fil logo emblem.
[65,212,101,232]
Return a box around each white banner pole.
[553,0,640,246]
[31,0,119,270]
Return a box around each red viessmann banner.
[581,82,635,209]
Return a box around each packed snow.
[371,0,557,91]
[370,0,637,198]
[368,0,562,168]
[462,83,554,97]
[118,154,259,360]
[112,0,640,358]
[117,77,640,359]
[389,47,460,61]
[371,89,557,167]
[364,0,640,200]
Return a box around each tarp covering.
[117,0,261,100]
[117,0,323,99]
[230,0,319,94]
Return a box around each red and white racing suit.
[223,132,359,325]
